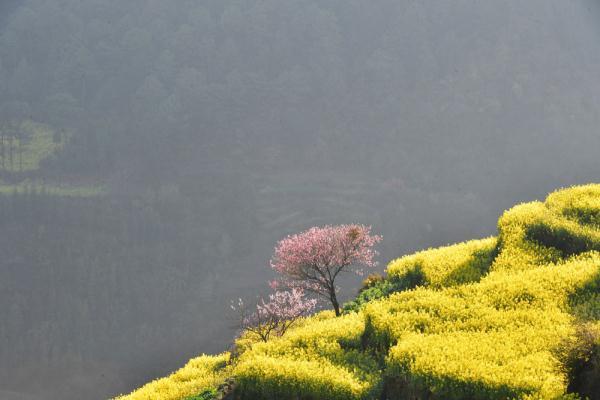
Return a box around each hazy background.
[0,1,599,399]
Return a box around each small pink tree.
[235,288,316,342]
[271,224,382,316]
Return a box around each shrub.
[555,322,600,399]
[343,273,422,314]
[360,273,385,292]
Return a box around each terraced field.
[116,184,600,400]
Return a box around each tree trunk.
[8,135,13,170]
[18,136,22,172]
[1,133,4,170]
[330,291,341,317]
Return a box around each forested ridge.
[0,0,22,28]
[1,0,599,183]
[0,1,599,399]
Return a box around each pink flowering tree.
[234,288,316,342]
[270,224,382,316]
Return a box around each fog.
[0,1,599,399]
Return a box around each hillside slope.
[116,184,600,400]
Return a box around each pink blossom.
[236,289,316,342]
[270,224,381,316]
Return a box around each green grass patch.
[0,120,68,172]
[0,180,105,197]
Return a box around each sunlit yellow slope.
[116,184,600,400]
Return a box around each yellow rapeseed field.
[116,184,600,400]
[114,353,230,400]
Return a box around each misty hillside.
[2,0,599,185]
[0,1,599,399]
[117,184,600,400]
